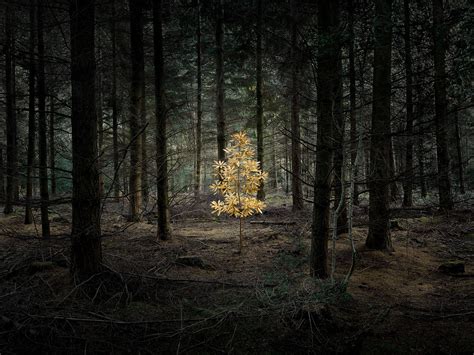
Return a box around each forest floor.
[0,196,473,354]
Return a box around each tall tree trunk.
[25,0,36,225]
[290,0,303,211]
[333,56,347,234]
[366,0,393,251]
[37,0,50,238]
[215,0,226,162]
[49,95,56,195]
[414,81,427,198]
[402,0,414,207]
[97,67,104,198]
[0,149,4,201]
[194,0,202,198]
[348,0,358,206]
[256,0,265,200]
[310,0,339,279]
[128,0,145,220]
[70,0,102,280]
[153,0,171,241]
[4,4,17,215]
[453,111,465,194]
[111,0,120,200]
[432,0,453,210]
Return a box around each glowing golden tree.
[210,131,267,253]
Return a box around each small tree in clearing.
[210,131,267,253]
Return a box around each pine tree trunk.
[290,0,303,211]
[402,0,414,207]
[215,0,226,162]
[256,0,265,201]
[128,0,145,220]
[453,111,465,194]
[25,0,36,225]
[432,0,453,210]
[153,0,171,241]
[49,95,56,196]
[70,0,102,280]
[310,0,339,278]
[333,56,347,234]
[366,0,393,251]
[97,67,104,198]
[4,4,17,215]
[0,149,4,201]
[348,0,358,206]
[194,0,202,198]
[111,0,120,201]
[37,0,50,238]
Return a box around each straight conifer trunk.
[215,0,226,162]
[432,0,453,210]
[70,0,102,279]
[366,0,393,251]
[290,0,303,211]
[256,0,265,201]
[128,0,145,220]
[37,0,50,238]
[310,0,339,278]
[25,0,36,224]
[153,0,171,240]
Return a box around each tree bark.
[432,0,453,210]
[348,0,358,206]
[111,0,120,201]
[256,0,265,200]
[290,0,303,211]
[453,111,465,194]
[215,0,226,162]
[25,0,36,225]
[153,0,172,240]
[366,0,393,251]
[37,0,50,238]
[0,149,4,201]
[49,95,56,196]
[310,0,339,278]
[333,55,347,234]
[97,66,104,198]
[402,0,414,207]
[194,0,202,198]
[4,4,17,215]
[70,0,102,280]
[128,0,145,220]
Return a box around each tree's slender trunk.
[432,0,453,210]
[271,126,278,189]
[70,0,102,280]
[366,0,393,251]
[194,0,202,198]
[453,111,465,194]
[215,0,226,162]
[97,67,104,198]
[153,0,171,241]
[25,0,36,224]
[37,0,50,238]
[389,137,398,202]
[402,0,414,207]
[128,0,145,220]
[333,56,347,234]
[49,95,56,195]
[4,5,17,215]
[348,0,358,206]
[415,84,427,198]
[0,149,4,201]
[256,0,265,200]
[290,0,303,211]
[310,0,339,279]
[111,0,120,200]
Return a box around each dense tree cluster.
[0,0,472,279]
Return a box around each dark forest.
[0,0,473,353]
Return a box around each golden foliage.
[210,131,267,218]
